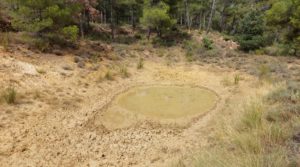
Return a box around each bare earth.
[0,40,299,166]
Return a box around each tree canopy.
[0,0,299,55]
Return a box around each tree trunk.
[220,6,226,32]
[207,0,216,33]
[220,0,229,32]
[180,14,183,26]
[203,13,206,30]
[131,6,135,30]
[199,12,202,30]
[110,0,115,40]
[230,15,236,34]
[147,28,151,40]
[80,13,84,38]
[184,0,190,31]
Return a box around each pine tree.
[237,10,265,51]
[141,0,176,39]
[10,0,81,41]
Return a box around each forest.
[0,0,300,167]
[0,0,299,55]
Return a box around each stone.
[77,61,85,68]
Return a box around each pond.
[95,86,218,130]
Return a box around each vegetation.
[120,65,130,78]
[104,70,114,81]
[0,0,299,166]
[194,83,300,167]
[2,87,17,104]
[0,0,298,56]
[137,58,144,69]
[237,10,265,52]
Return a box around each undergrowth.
[1,87,17,104]
[186,83,300,167]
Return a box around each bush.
[33,38,50,52]
[152,37,176,47]
[237,10,265,51]
[2,87,17,104]
[61,26,79,42]
[266,83,300,104]
[238,35,265,51]
[134,33,143,40]
[202,37,214,50]
[263,44,297,56]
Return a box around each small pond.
[96,86,218,130]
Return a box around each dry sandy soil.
[0,36,299,167]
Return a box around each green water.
[117,86,218,119]
[97,86,218,130]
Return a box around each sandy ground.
[1,39,299,166]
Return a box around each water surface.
[97,86,218,130]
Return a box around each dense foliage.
[0,0,299,55]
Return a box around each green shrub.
[202,37,214,50]
[263,44,297,56]
[61,26,79,42]
[134,33,143,40]
[237,10,265,51]
[238,35,265,51]
[266,83,300,104]
[152,37,176,47]
[2,87,17,104]
[202,48,220,57]
[33,38,50,52]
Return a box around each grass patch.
[183,84,300,167]
[234,74,240,85]
[105,70,114,81]
[0,32,9,51]
[119,65,130,78]
[2,87,17,104]
[240,102,264,130]
[137,58,144,69]
[257,64,271,81]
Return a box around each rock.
[53,49,63,56]
[82,53,91,59]
[77,61,85,68]
[74,56,82,63]
[62,64,73,71]
[15,61,38,75]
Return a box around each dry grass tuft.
[105,70,114,81]
[119,65,130,78]
[2,87,17,104]
[137,58,144,69]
